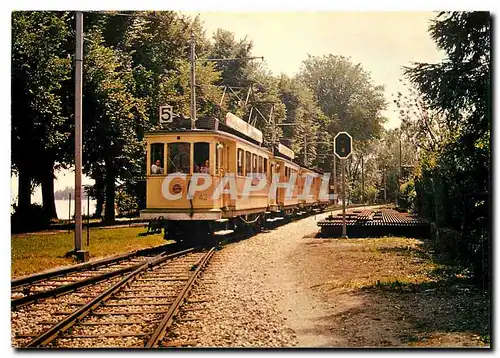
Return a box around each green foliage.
[116,189,139,217]
[365,185,378,205]
[11,11,73,217]
[82,28,148,221]
[299,54,387,141]
[11,203,51,233]
[399,179,416,210]
[12,11,395,229]
[277,75,324,166]
[405,11,491,288]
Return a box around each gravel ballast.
[162,210,342,348]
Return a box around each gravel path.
[162,208,360,348]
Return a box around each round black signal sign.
[334,132,353,159]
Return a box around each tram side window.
[150,143,164,175]
[194,142,210,173]
[264,158,268,177]
[167,142,190,174]
[245,151,251,176]
[252,154,257,175]
[258,156,263,174]
[237,149,244,176]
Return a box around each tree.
[298,55,387,174]
[277,75,326,167]
[298,55,387,142]
[404,11,491,220]
[82,28,147,222]
[404,11,491,287]
[80,12,223,221]
[11,11,72,220]
[207,29,256,115]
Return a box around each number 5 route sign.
[334,132,353,159]
[159,105,173,124]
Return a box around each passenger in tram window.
[200,160,210,174]
[194,142,210,173]
[151,159,163,174]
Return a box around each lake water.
[55,199,97,220]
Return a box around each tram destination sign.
[334,132,353,159]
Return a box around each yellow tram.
[140,112,330,241]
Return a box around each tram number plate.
[159,105,173,124]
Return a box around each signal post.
[334,132,353,239]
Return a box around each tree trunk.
[104,164,115,223]
[41,164,58,220]
[17,166,31,213]
[95,189,104,219]
[93,175,105,219]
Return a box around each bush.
[11,203,51,233]
[365,185,378,205]
[116,190,139,218]
[399,179,416,211]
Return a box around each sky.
[191,11,446,127]
[9,11,446,204]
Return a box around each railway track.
[11,244,177,309]
[12,206,336,348]
[15,247,214,348]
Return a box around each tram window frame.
[252,154,257,175]
[167,142,191,174]
[150,143,165,175]
[194,142,210,174]
[237,149,244,176]
[245,151,251,176]
[215,143,220,175]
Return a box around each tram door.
[221,144,231,210]
[270,163,278,204]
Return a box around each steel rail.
[12,243,175,288]
[23,247,197,348]
[12,263,142,309]
[145,247,216,347]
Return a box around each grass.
[305,236,490,346]
[11,226,166,278]
[317,237,438,290]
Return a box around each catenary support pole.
[304,134,308,166]
[190,31,196,129]
[87,194,90,246]
[384,167,387,202]
[74,10,83,253]
[68,193,71,234]
[361,154,364,204]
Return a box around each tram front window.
[167,142,190,174]
[150,143,164,175]
[194,142,210,174]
